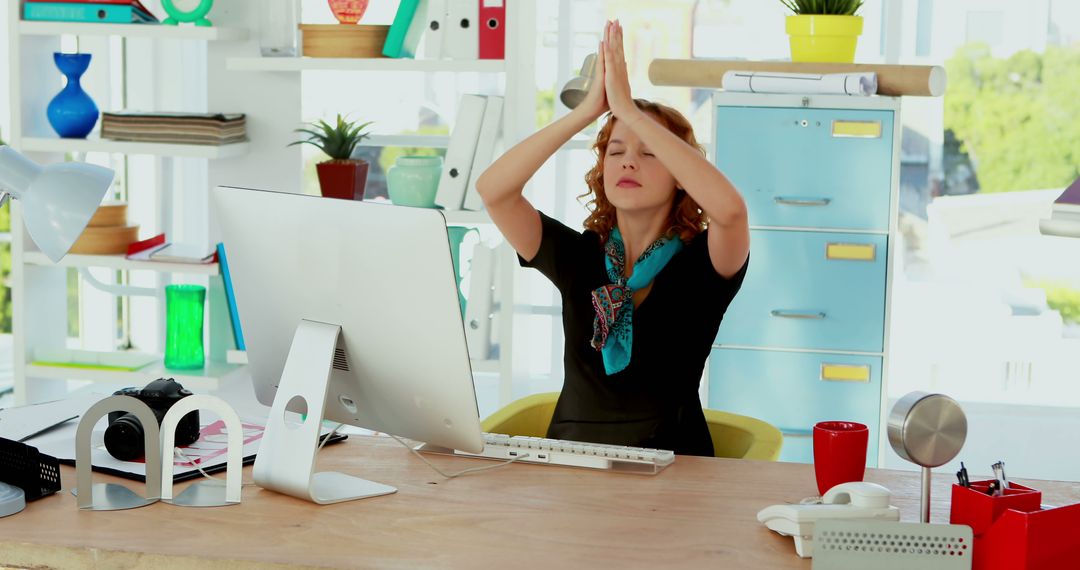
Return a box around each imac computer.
[211,185,484,504]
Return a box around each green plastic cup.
[164,284,206,370]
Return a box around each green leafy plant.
[290,114,373,161]
[780,0,863,15]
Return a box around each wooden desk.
[1,436,1077,569]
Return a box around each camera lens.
[104,414,146,461]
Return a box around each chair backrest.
[481,392,783,461]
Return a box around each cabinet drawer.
[715,106,894,231]
[717,229,887,352]
[707,347,880,465]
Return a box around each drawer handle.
[832,120,883,138]
[774,196,831,207]
[780,428,813,438]
[770,310,826,320]
[820,363,871,383]
[826,242,877,261]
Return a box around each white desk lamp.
[560,53,598,109]
[0,145,113,263]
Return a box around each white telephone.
[756,481,900,558]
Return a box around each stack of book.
[24,0,158,24]
[101,111,246,146]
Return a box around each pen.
[956,461,970,487]
[992,460,1008,491]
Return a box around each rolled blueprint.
[649,59,947,97]
[721,71,877,96]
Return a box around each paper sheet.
[722,70,878,96]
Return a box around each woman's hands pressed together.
[602,20,645,127]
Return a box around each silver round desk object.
[0,481,26,518]
[887,391,967,523]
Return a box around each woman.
[475,20,749,456]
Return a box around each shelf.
[23,252,220,275]
[226,57,506,73]
[25,360,242,391]
[365,134,450,149]
[19,21,248,41]
[20,136,250,159]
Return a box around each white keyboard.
[418,433,676,474]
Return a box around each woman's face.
[602,118,678,213]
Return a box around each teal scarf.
[590,227,683,375]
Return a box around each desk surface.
[2,436,1077,569]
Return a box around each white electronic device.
[756,481,901,558]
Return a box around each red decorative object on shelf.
[327,0,369,24]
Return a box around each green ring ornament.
[161,0,214,27]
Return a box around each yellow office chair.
[481,392,783,461]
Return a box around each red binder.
[478,0,505,60]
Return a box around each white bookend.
[444,0,479,60]
[463,95,503,211]
[435,94,487,210]
[421,0,446,59]
[464,243,495,360]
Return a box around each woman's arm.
[475,44,609,261]
[604,21,750,278]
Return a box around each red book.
[478,0,505,60]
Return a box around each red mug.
[813,421,869,496]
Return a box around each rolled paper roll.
[649,59,947,97]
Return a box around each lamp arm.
[77,268,160,297]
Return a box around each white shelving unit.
[225,57,505,73]
[25,360,240,392]
[8,1,537,408]
[22,252,221,276]
[219,4,538,407]
[19,136,250,159]
[6,1,252,405]
[19,20,247,40]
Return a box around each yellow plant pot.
[786,15,863,63]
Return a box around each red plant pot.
[327,0,369,24]
[316,160,369,201]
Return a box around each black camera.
[104,378,200,461]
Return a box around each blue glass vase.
[47,53,99,139]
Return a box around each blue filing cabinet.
[708,93,899,466]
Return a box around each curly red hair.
[580,99,707,243]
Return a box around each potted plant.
[781,0,864,63]
[291,114,374,201]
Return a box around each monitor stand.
[253,319,397,504]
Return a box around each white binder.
[463,95,503,211]
[435,94,487,210]
[422,0,446,59]
[444,0,479,60]
[464,243,495,360]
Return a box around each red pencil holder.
[950,480,1080,569]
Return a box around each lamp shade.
[0,146,113,263]
[560,53,598,109]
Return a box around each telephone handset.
[756,482,900,558]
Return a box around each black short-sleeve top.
[519,211,748,456]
